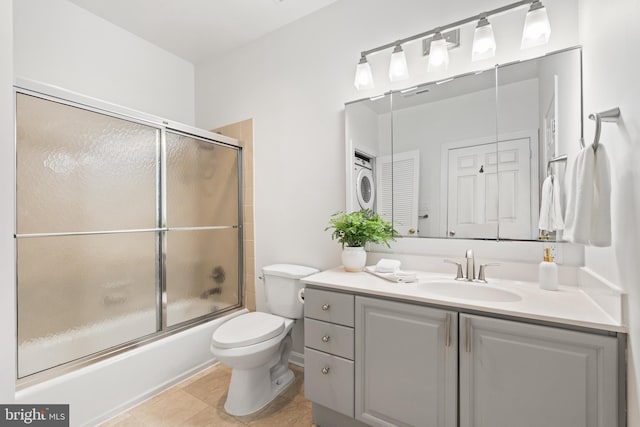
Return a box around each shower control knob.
[322,335,330,342]
[321,304,330,311]
[321,367,330,375]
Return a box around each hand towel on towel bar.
[538,175,565,232]
[591,145,612,246]
[564,145,611,246]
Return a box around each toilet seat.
[212,312,285,349]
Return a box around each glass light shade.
[427,36,449,72]
[521,5,551,49]
[354,58,374,90]
[472,22,496,61]
[388,46,409,82]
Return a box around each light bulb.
[521,1,551,49]
[389,45,409,82]
[427,32,449,72]
[472,17,496,61]
[354,55,374,90]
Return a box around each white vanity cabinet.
[304,288,356,418]
[304,286,622,427]
[459,314,619,427]
[355,296,458,427]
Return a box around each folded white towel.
[375,258,401,273]
[538,175,565,232]
[564,145,611,246]
[365,266,417,283]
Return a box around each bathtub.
[15,306,247,427]
[19,299,222,377]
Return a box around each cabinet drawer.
[304,288,354,327]
[304,347,354,418]
[305,318,354,360]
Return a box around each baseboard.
[89,360,219,426]
[289,351,304,367]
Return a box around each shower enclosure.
[15,87,243,380]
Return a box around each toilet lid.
[212,312,285,349]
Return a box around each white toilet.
[210,263,319,416]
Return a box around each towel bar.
[580,107,621,152]
[547,154,568,176]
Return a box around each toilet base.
[223,336,295,416]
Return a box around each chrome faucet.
[444,249,499,282]
[465,249,475,281]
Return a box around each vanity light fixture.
[352,0,553,91]
[472,16,497,61]
[389,44,410,82]
[427,32,450,72]
[354,54,374,90]
[521,0,551,48]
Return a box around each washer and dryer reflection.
[353,152,375,211]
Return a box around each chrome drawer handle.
[321,304,330,311]
[322,335,330,343]
[321,367,330,375]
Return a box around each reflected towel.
[538,175,565,232]
[564,145,611,246]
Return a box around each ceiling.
[68,0,339,64]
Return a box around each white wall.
[0,0,16,405]
[3,0,199,412]
[13,0,196,125]
[195,0,579,309]
[347,101,380,158]
[578,0,640,422]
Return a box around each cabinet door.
[355,296,457,427]
[459,314,619,427]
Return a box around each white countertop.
[304,267,627,333]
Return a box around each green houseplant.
[326,209,397,271]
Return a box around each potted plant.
[326,209,397,272]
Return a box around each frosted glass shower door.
[16,93,161,377]
[165,131,241,327]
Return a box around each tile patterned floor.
[100,363,314,427]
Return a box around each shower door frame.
[13,79,244,387]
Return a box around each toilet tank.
[262,264,319,319]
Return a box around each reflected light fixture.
[472,16,496,61]
[427,32,449,72]
[354,54,374,90]
[388,45,409,82]
[521,0,551,49]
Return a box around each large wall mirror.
[345,47,582,242]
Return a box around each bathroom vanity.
[303,269,625,427]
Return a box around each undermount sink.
[419,280,522,302]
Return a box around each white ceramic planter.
[342,246,367,272]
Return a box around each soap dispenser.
[539,247,559,291]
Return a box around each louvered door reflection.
[376,151,420,236]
